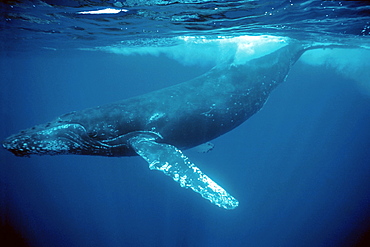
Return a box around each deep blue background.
[1,50,369,247]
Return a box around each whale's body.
[3,42,306,209]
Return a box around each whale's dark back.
[3,42,305,157]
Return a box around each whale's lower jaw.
[2,122,163,157]
[2,123,97,157]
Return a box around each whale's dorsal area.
[3,41,308,209]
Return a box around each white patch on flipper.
[129,135,238,209]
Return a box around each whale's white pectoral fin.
[129,135,239,210]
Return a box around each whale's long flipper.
[129,134,239,210]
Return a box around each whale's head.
[2,120,101,157]
[2,111,143,157]
[2,107,161,157]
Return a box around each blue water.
[1,1,370,247]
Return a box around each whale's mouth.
[2,123,97,157]
[3,119,164,157]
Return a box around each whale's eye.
[88,130,98,138]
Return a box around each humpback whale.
[3,41,309,209]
